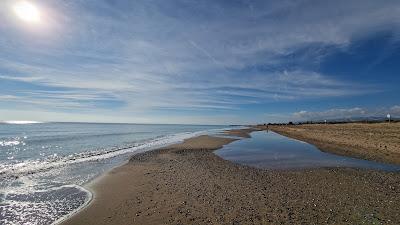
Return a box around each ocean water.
[0,122,227,225]
[216,131,400,171]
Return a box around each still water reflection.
[216,131,400,171]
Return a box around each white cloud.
[0,0,399,123]
[390,105,400,114]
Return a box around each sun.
[13,1,41,24]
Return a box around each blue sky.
[0,0,399,124]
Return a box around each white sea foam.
[0,184,91,225]
[0,125,231,225]
[50,185,93,225]
[0,129,219,178]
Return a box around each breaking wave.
[0,130,208,178]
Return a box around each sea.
[0,122,228,225]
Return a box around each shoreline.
[56,128,231,225]
[51,185,94,225]
[61,128,400,224]
[58,128,246,225]
[59,130,248,225]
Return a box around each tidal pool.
[215,131,400,171]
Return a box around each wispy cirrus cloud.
[0,69,373,113]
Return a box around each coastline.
[61,127,400,224]
[51,185,94,225]
[52,127,229,225]
[60,133,242,225]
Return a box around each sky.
[0,0,399,124]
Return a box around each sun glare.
[13,1,41,24]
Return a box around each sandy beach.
[5,1,400,224]
[61,127,400,225]
[269,123,400,165]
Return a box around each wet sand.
[269,123,400,165]
[223,128,258,138]
[62,128,400,225]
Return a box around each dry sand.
[61,128,400,225]
[269,123,400,164]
